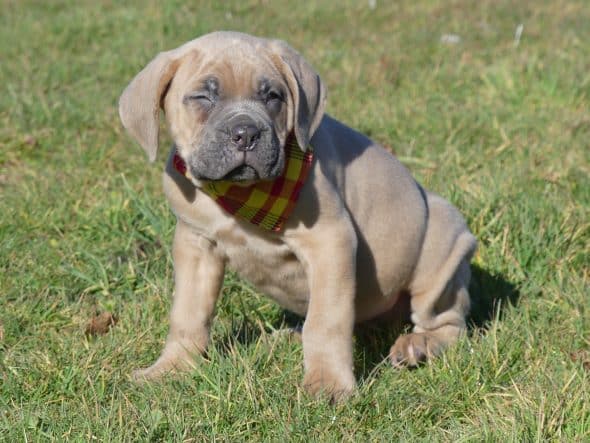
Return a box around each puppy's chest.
[164,173,310,314]
[217,229,310,315]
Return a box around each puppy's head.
[119,31,326,185]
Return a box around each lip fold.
[222,164,259,181]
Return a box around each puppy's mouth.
[187,127,285,183]
[190,144,284,183]
[222,164,259,181]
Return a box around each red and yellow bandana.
[172,134,313,232]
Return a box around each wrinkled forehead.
[173,45,283,97]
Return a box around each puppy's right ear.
[119,47,191,162]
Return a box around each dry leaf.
[570,350,590,371]
[85,312,117,336]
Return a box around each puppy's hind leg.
[390,229,476,368]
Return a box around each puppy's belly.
[226,244,408,322]
[354,290,405,323]
[214,215,418,322]
[221,234,411,321]
[237,265,405,323]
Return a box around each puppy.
[119,31,477,401]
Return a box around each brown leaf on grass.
[23,135,38,146]
[570,350,590,371]
[85,312,117,336]
[0,321,4,341]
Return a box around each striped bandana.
[172,134,313,232]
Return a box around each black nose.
[230,124,260,151]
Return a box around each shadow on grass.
[467,264,520,329]
[213,309,305,359]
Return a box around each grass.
[1,0,589,440]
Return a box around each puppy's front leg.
[288,218,358,402]
[133,219,224,381]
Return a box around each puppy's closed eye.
[183,93,215,110]
[265,90,283,103]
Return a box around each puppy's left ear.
[119,43,198,162]
[271,40,327,151]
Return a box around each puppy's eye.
[266,91,283,103]
[183,93,214,109]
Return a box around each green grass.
[1,0,589,440]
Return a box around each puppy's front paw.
[303,366,357,403]
[131,363,173,382]
[389,332,441,368]
[131,341,200,382]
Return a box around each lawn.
[1,0,588,440]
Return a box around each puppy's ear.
[271,40,327,151]
[118,46,195,162]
